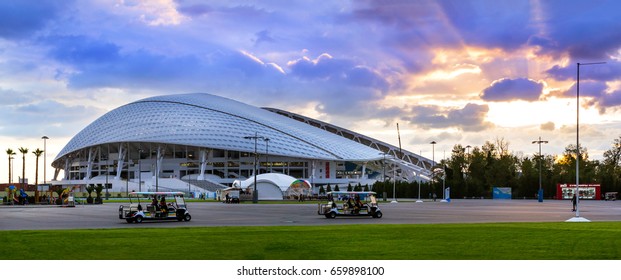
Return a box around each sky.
[2,0,621,184]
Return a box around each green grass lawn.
[2,222,620,260]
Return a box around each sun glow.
[486,98,603,128]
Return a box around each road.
[1,199,620,230]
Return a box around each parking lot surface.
[1,199,620,230]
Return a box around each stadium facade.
[51,93,434,199]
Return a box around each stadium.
[50,93,434,200]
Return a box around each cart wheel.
[126,218,133,223]
[374,211,383,219]
[328,212,336,219]
[135,216,143,223]
[184,213,192,221]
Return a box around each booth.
[556,184,600,200]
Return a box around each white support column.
[197,149,207,180]
[84,147,96,180]
[361,162,367,179]
[155,146,163,179]
[64,157,71,180]
[53,168,60,181]
[115,144,126,180]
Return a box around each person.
[571,193,577,212]
[151,196,159,209]
[150,196,159,217]
[225,193,230,204]
[354,196,363,214]
[433,193,437,202]
[160,196,167,215]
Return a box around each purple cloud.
[437,0,536,51]
[546,61,621,81]
[44,36,121,64]
[530,1,621,60]
[289,54,389,91]
[480,78,544,102]
[0,0,70,39]
[561,81,608,98]
[406,103,493,132]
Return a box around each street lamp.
[465,145,471,198]
[264,138,271,173]
[568,62,605,222]
[42,136,49,186]
[244,132,265,204]
[430,141,436,200]
[9,156,14,184]
[381,152,386,183]
[532,137,548,203]
[138,149,143,192]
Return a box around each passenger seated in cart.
[346,197,355,210]
[354,196,364,213]
[160,197,167,215]
[151,196,159,209]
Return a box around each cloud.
[546,61,621,81]
[0,91,105,138]
[41,35,290,91]
[175,2,213,17]
[0,88,34,105]
[437,0,536,51]
[45,35,121,65]
[529,1,621,60]
[0,0,70,39]
[480,78,544,102]
[288,54,389,91]
[540,122,555,131]
[254,30,275,46]
[405,103,493,132]
[560,81,608,99]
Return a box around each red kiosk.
[556,183,601,200]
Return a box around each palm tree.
[6,148,16,184]
[32,148,43,185]
[33,148,44,203]
[18,147,28,189]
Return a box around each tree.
[6,148,16,184]
[18,147,28,189]
[600,137,621,193]
[448,144,467,198]
[32,148,44,203]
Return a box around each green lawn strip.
[1,222,619,260]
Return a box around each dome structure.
[54,93,382,164]
[50,92,434,199]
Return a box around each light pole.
[441,150,448,203]
[264,138,271,173]
[568,62,605,222]
[532,137,548,203]
[381,152,386,183]
[415,169,423,203]
[9,156,14,184]
[244,132,265,204]
[138,149,143,192]
[430,141,436,200]
[465,145,471,198]
[42,136,49,186]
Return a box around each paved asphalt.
[1,199,620,230]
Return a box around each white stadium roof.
[53,93,384,164]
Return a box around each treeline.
[373,137,621,199]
